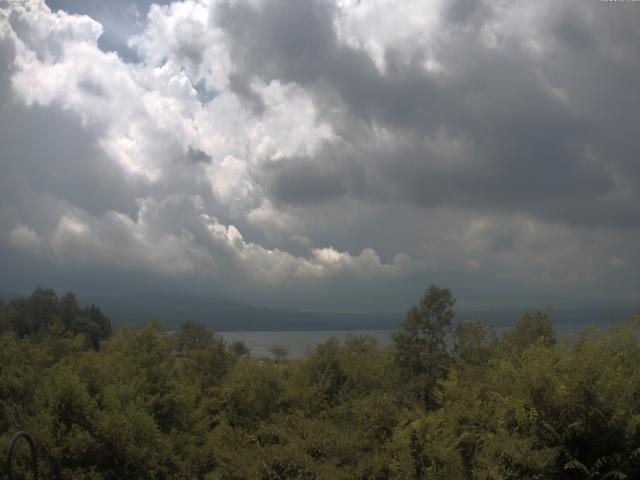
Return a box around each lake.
[218,330,394,358]
[218,322,619,358]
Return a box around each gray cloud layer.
[1,0,639,311]
[218,0,639,229]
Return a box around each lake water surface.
[219,330,394,358]
[218,322,613,358]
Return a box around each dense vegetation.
[1,287,639,479]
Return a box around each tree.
[452,320,495,365]
[75,304,112,350]
[60,292,79,331]
[175,320,214,354]
[230,340,251,358]
[504,309,555,352]
[0,289,111,348]
[224,362,284,428]
[392,285,455,408]
[29,287,60,329]
[270,345,289,364]
[4,287,60,337]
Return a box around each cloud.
[44,0,173,62]
[246,199,303,242]
[216,0,640,230]
[7,225,46,254]
[128,0,230,91]
[6,194,412,285]
[1,0,639,310]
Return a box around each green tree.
[293,337,347,410]
[4,287,60,337]
[73,304,112,350]
[270,345,289,364]
[504,309,555,353]
[452,319,495,365]
[175,320,214,354]
[0,289,112,349]
[60,291,79,331]
[392,285,455,408]
[224,362,284,428]
[229,340,251,357]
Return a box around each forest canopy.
[1,287,639,479]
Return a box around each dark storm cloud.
[78,78,107,97]
[262,138,381,206]
[444,0,483,24]
[186,146,212,165]
[267,157,351,206]
[0,27,135,223]
[217,0,444,130]
[1,0,639,311]
[217,0,640,229]
[0,101,138,223]
[266,128,622,228]
[551,13,596,52]
[228,72,266,114]
[544,5,640,184]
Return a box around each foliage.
[392,285,455,408]
[0,288,111,350]
[502,309,556,353]
[269,345,289,363]
[1,287,639,479]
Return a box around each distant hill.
[1,290,637,332]
[73,294,640,332]
[77,293,402,331]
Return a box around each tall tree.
[452,320,495,366]
[504,309,555,352]
[175,320,214,354]
[230,340,251,358]
[270,345,289,364]
[60,292,79,331]
[392,285,455,408]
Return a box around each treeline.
[0,287,111,349]
[1,286,639,479]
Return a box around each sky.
[0,0,639,313]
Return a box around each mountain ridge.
[2,290,637,332]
